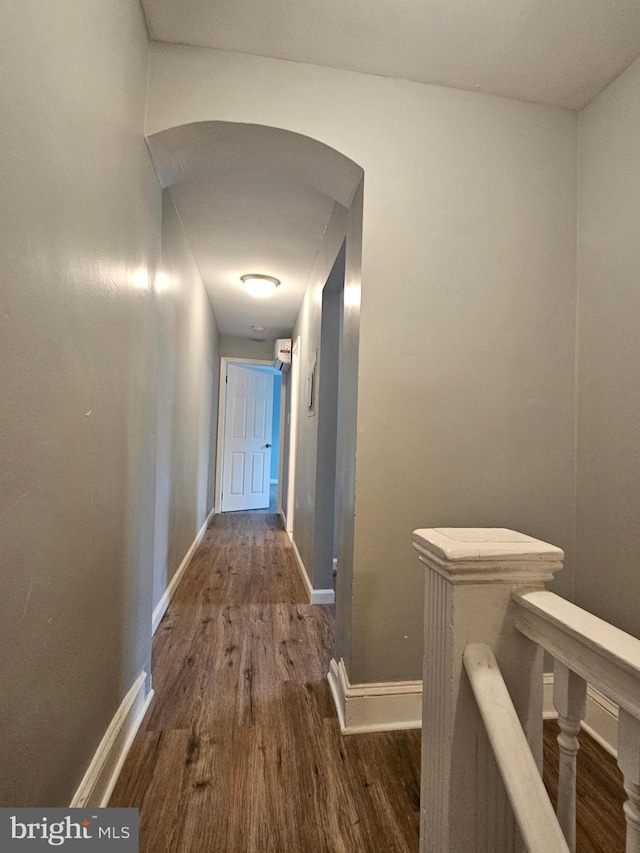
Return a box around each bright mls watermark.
[0,809,138,851]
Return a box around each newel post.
[412,528,564,853]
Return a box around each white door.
[221,364,274,512]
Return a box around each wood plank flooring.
[111,501,628,852]
[110,508,421,852]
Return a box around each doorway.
[215,358,283,513]
[313,242,345,592]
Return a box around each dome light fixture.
[241,274,280,298]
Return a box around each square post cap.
[412,527,564,585]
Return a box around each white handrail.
[414,527,640,853]
[463,643,570,853]
[514,589,640,718]
[514,588,640,852]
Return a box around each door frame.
[214,356,276,514]
[284,336,300,537]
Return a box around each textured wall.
[153,193,220,611]
[576,56,640,638]
[0,0,159,805]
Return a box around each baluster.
[553,661,587,852]
[617,709,640,853]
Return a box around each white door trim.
[285,337,300,537]
[214,356,274,515]
[276,374,286,516]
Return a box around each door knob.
[265,443,272,448]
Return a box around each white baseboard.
[152,509,215,635]
[328,658,422,735]
[70,670,153,808]
[311,589,335,605]
[289,534,335,606]
[543,671,618,757]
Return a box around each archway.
[146,121,363,665]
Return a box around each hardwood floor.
[111,502,628,852]
[110,508,421,852]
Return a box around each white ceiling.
[144,2,640,344]
[142,0,640,110]
[147,121,363,340]
[148,122,362,341]
[168,172,335,338]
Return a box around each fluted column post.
[412,527,564,853]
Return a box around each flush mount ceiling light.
[251,324,266,332]
[241,274,280,298]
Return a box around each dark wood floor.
[111,502,627,852]
[110,507,421,852]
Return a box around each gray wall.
[153,193,220,611]
[334,185,363,669]
[575,55,640,637]
[220,335,274,361]
[312,248,345,589]
[148,45,579,684]
[0,0,159,805]
[291,204,349,584]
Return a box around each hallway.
[110,507,422,852]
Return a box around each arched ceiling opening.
[147,122,363,339]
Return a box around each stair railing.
[463,642,569,852]
[514,588,640,853]
[413,527,640,853]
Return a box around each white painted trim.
[286,337,300,536]
[328,658,348,731]
[311,588,335,605]
[464,644,569,853]
[543,671,556,720]
[328,657,422,735]
[152,509,214,635]
[214,356,273,514]
[289,533,335,605]
[582,685,619,757]
[290,535,311,601]
[277,374,285,516]
[543,672,619,757]
[70,670,153,808]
